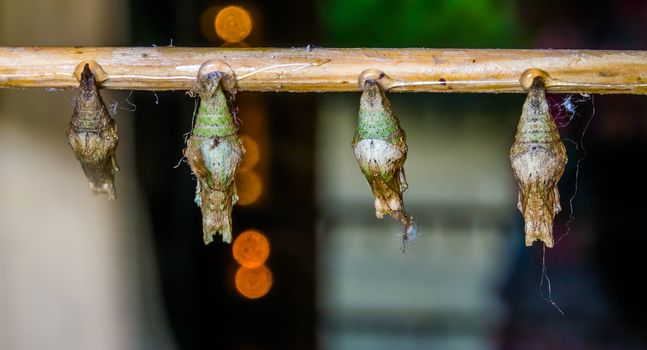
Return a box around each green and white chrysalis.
[185,69,245,244]
[67,63,119,199]
[352,70,415,249]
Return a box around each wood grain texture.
[1,47,647,93]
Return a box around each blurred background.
[1,0,647,349]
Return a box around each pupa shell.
[510,77,567,248]
[185,71,245,244]
[67,64,119,199]
[352,79,414,245]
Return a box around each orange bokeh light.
[236,169,262,205]
[232,230,270,268]
[239,135,260,170]
[214,5,253,43]
[235,265,273,299]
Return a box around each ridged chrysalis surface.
[67,64,119,199]
[510,77,567,248]
[185,72,245,244]
[352,79,414,245]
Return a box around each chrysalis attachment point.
[358,69,396,91]
[519,68,551,91]
[352,70,414,250]
[185,65,245,244]
[73,60,108,85]
[510,74,567,248]
[67,63,119,199]
[196,60,237,92]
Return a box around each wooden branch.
[1,47,646,94]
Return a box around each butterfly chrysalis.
[352,71,414,249]
[510,73,567,247]
[67,64,119,199]
[185,70,245,244]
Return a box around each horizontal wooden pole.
[1,47,646,94]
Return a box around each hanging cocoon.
[67,64,119,200]
[185,71,245,244]
[352,78,415,246]
[510,77,567,248]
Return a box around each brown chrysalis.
[510,76,567,247]
[67,64,119,199]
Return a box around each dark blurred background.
[1,0,647,349]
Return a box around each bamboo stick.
[1,47,646,94]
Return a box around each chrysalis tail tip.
[525,230,554,248]
[203,234,214,245]
[90,183,116,200]
[202,231,232,245]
